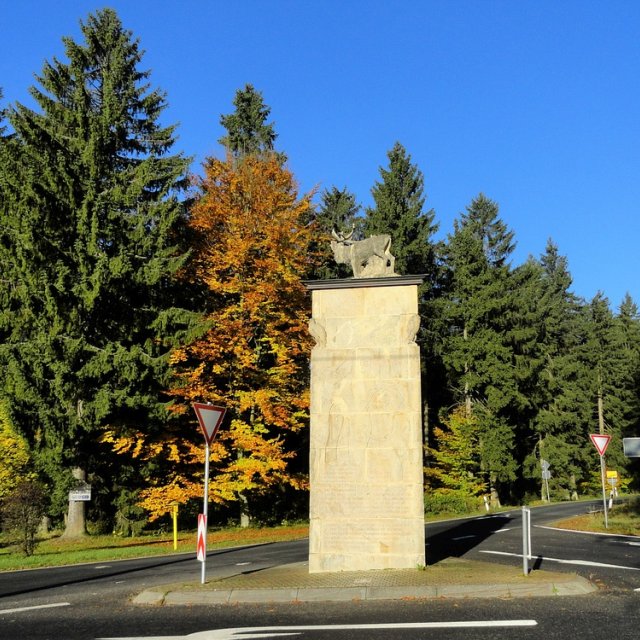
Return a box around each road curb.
[134,575,596,606]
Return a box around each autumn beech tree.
[126,152,315,524]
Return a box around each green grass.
[0,523,309,571]
[552,497,640,536]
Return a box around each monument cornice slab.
[304,275,425,291]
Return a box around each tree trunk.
[569,473,578,501]
[489,473,501,508]
[463,324,472,417]
[62,467,87,538]
[239,493,250,528]
[597,377,605,435]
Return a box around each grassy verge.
[0,524,309,572]
[552,497,640,536]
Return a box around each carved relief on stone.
[402,313,421,344]
[308,318,326,347]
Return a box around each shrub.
[2,480,47,556]
[424,489,481,516]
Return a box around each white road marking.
[481,549,640,571]
[453,528,512,540]
[0,602,71,615]
[235,562,251,566]
[534,524,640,541]
[98,619,538,640]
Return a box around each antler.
[332,225,354,242]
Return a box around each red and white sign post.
[196,513,207,561]
[590,433,611,529]
[193,403,226,584]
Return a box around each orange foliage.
[112,153,315,521]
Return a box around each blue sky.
[2,1,639,309]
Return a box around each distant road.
[426,500,640,590]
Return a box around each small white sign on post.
[69,486,91,501]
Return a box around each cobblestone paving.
[201,558,574,590]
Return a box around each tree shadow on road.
[425,514,512,565]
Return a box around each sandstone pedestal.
[306,276,425,573]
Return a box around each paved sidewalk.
[133,558,596,606]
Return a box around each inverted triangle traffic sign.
[590,433,611,457]
[193,403,226,445]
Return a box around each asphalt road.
[1,500,638,640]
[429,500,640,590]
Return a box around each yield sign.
[193,403,226,445]
[590,433,611,457]
[196,513,207,561]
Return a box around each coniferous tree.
[219,84,279,159]
[309,186,362,280]
[0,9,190,535]
[579,293,631,473]
[615,294,640,487]
[365,142,438,278]
[438,194,518,504]
[365,142,443,444]
[527,240,588,499]
[615,294,640,438]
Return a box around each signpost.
[193,403,226,584]
[521,506,532,576]
[623,438,640,458]
[589,433,611,529]
[170,501,180,551]
[196,513,207,561]
[540,459,551,502]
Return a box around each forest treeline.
[1,9,638,536]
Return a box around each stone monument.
[306,230,425,572]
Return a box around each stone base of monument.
[306,276,425,573]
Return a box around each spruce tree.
[615,295,640,484]
[438,194,519,504]
[310,186,362,279]
[365,142,438,277]
[0,9,190,534]
[579,293,633,473]
[528,240,588,499]
[616,294,640,433]
[365,143,442,443]
[219,84,279,159]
